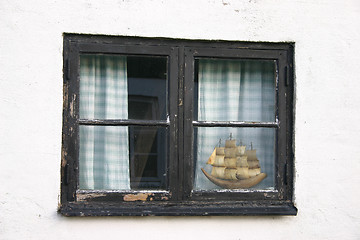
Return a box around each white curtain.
[79,55,130,190]
[194,59,276,190]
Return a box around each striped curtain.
[194,59,276,190]
[79,55,130,190]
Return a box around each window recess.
[60,34,296,216]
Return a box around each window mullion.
[182,47,196,200]
[168,47,180,200]
[176,46,185,201]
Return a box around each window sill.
[59,201,297,216]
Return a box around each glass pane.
[79,125,130,190]
[194,59,276,122]
[79,125,167,190]
[193,127,275,190]
[127,56,167,120]
[129,126,167,190]
[80,55,167,120]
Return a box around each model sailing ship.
[201,135,267,189]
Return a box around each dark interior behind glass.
[127,56,167,189]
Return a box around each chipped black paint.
[60,34,296,216]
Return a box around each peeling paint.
[77,193,107,201]
[123,193,152,201]
[69,95,76,117]
[61,149,67,167]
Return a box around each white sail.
[206,138,263,183]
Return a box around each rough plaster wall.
[0,0,359,239]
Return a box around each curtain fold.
[79,55,130,190]
[194,59,276,190]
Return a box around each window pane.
[194,59,276,122]
[127,56,167,120]
[80,55,167,120]
[129,126,167,190]
[193,127,275,190]
[79,125,130,190]
[79,55,129,120]
[79,125,167,190]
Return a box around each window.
[60,34,297,216]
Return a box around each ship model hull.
[201,168,267,189]
[201,138,266,189]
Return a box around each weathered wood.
[61,34,296,216]
[193,121,279,128]
[78,119,169,126]
[59,201,297,216]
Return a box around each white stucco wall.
[1,0,359,239]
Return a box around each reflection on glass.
[193,127,275,190]
[79,55,167,120]
[129,126,167,190]
[127,56,167,120]
[194,59,276,122]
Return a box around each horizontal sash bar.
[79,119,169,126]
[193,121,279,128]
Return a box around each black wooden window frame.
[60,34,297,216]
